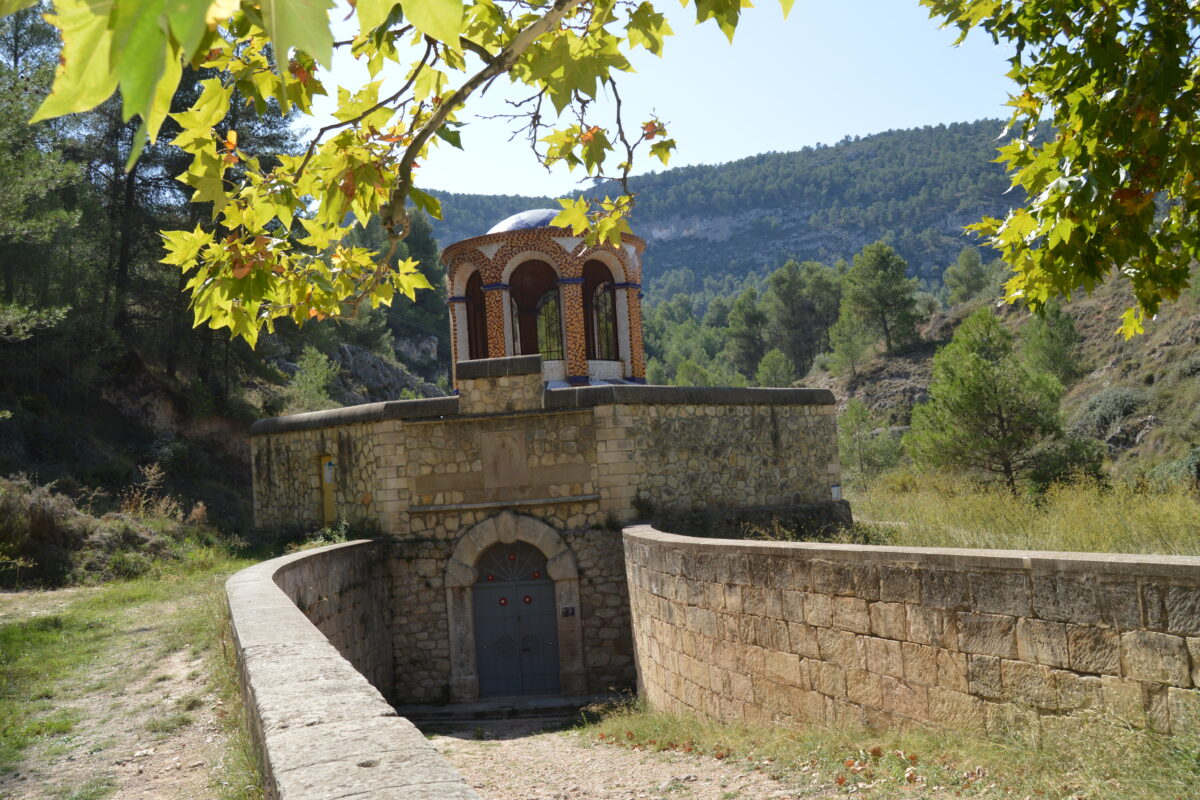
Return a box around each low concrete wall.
[624,526,1200,738]
[226,541,479,800]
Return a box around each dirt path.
[0,587,237,800]
[429,721,826,800]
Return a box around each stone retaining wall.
[624,526,1200,738]
[226,540,478,799]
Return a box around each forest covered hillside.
[431,119,1021,297]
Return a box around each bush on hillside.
[1067,386,1150,440]
[0,474,227,588]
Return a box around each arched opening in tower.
[465,270,489,359]
[583,260,619,361]
[508,260,564,359]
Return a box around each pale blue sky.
[314,1,1018,197]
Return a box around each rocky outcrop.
[330,344,444,404]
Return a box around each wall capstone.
[226,540,480,799]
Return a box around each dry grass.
[580,700,1200,799]
[846,472,1200,555]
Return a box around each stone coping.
[226,541,480,800]
[249,384,835,435]
[544,385,835,409]
[249,396,460,435]
[623,525,1200,580]
[456,354,543,379]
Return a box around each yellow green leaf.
[260,0,334,69]
[32,0,118,122]
[403,0,464,48]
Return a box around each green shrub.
[1067,386,1149,440]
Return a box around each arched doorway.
[444,511,586,701]
[472,542,560,695]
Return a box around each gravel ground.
[428,720,824,800]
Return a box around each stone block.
[1000,659,1057,709]
[923,570,971,610]
[1120,630,1192,686]
[847,668,883,708]
[1167,687,1200,734]
[881,676,928,720]
[1189,638,1200,687]
[865,636,904,679]
[788,622,820,659]
[805,592,833,628]
[817,627,863,670]
[1101,676,1149,726]
[782,590,805,622]
[1142,583,1167,630]
[1032,573,1100,624]
[1016,619,1068,668]
[1097,579,1141,630]
[879,565,921,603]
[969,571,1030,616]
[906,605,957,649]
[1066,625,1119,675]
[763,652,801,690]
[1056,670,1102,711]
[967,654,1004,700]
[869,602,907,641]
[957,612,1017,658]
[832,596,871,634]
[811,561,854,596]
[1166,585,1200,636]
[928,686,985,732]
[808,659,847,697]
[937,650,969,693]
[902,642,938,686]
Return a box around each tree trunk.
[111,153,140,340]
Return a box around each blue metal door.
[473,543,561,696]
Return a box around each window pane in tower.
[535,290,564,360]
[592,282,618,361]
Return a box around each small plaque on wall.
[561,606,575,617]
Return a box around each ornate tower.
[441,209,647,387]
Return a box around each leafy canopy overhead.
[6,0,1199,343]
[926,0,1200,337]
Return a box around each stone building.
[249,210,848,706]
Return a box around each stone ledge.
[622,526,1200,580]
[545,385,836,409]
[226,540,480,800]
[455,354,543,379]
[249,397,459,436]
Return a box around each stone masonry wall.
[251,420,382,532]
[272,539,394,697]
[249,380,843,705]
[226,541,478,800]
[624,526,1200,738]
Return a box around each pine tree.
[754,349,796,387]
[944,247,994,305]
[904,309,1064,493]
[723,287,768,378]
[842,242,920,353]
[1020,301,1081,386]
[827,305,874,378]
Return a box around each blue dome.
[486,208,563,234]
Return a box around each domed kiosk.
[441,208,647,387]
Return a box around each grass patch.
[145,712,194,735]
[580,701,1200,799]
[845,472,1200,554]
[56,776,116,800]
[0,545,263,799]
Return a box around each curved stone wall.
[226,540,479,800]
[624,526,1200,738]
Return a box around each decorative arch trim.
[444,511,586,701]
